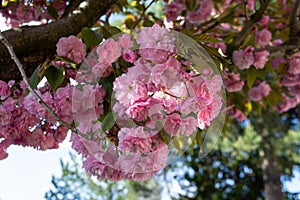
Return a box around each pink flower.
[166,1,186,21]
[227,107,246,122]
[223,72,244,92]
[247,0,255,10]
[198,96,222,130]
[92,62,113,77]
[96,39,121,65]
[0,80,10,99]
[232,46,255,70]
[151,57,181,88]
[199,0,213,21]
[253,50,270,69]
[118,127,153,153]
[289,53,300,75]
[187,11,202,24]
[83,155,106,176]
[164,113,198,136]
[248,81,271,102]
[71,134,104,158]
[259,16,270,26]
[116,144,169,181]
[136,25,176,63]
[56,35,86,64]
[187,0,213,24]
[164,113,182,136]
[122,49,138,63]
[118,34,132,49]
[126,98,153,121]
[275,94,300,113]
[254,29,272,47]
[280,74,300,87]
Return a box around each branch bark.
[285,0,300,45]
[230,0,271,49]
[0,0,115,81]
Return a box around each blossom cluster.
[165,0,213,24]
[70,25,224,181]
[0,81,70,160]
[1,0,66,28]
[232,46,269,70]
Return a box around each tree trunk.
[260,150,284,200]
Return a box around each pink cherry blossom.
[118,127,152,153]
[232,46,255,70]
[199,0,213,21]
[280,74,300,87]
[254,29,272,47]
[248,81,271,102]
[151,57,182,88]
[254,50,270,69]
[125,98,153,121]
[288,54,300,75]
[227,107,246,122]
[187,11,202,24]
[275,94,300,113]
[56,35,86,64]
[223,72,244,92]
[118,34,132,49]
[0,80,10,99]
[259,16,270,26]
[164,113,198,136]
[96,39,121,65]
[198,96,222,130]
[122,49,138,63]
[166,0,186,21]
[136,25,176,63]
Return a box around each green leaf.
[47,4,58,19]
[200,44,231,64]
[29,64,44,89]
[101,24,122,39]
[158,130,172,145]
[101,112,117,132]
[196,129,203,147]
[81,27,103,49]
[45,66,65,91]
[194,33,221,43]
[247,67,257,88]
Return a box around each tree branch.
[0,31,89,139]
[61,0,84,18]
[230,0,271,49]
[0,0,116,81]
[285,0,300,45]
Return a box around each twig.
[132,0,155,29]
[243,0,249,21]
[61,0,83,18]
[0,31,89,140]
[230,0,271,48]
[257,44,300,52]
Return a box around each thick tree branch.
[285,0,300,45]
[0,0,116,81]
[230,0,271,49]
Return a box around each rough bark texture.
[0,0,115,81]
